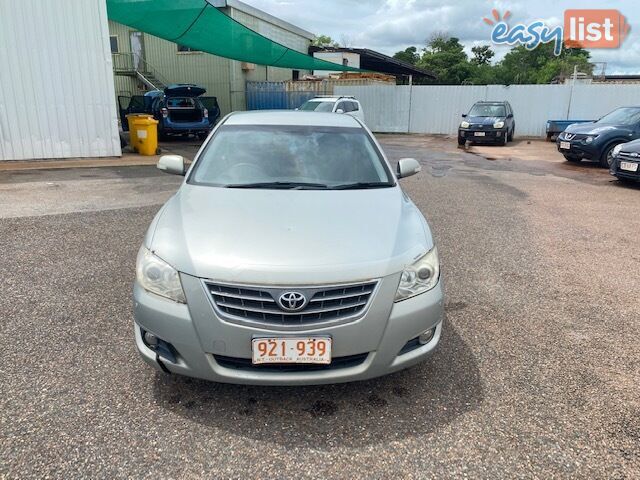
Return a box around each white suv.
[298,96,364,122]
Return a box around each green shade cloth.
[107,0,362,71]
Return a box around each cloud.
[243,0,640,73]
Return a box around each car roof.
[307,96,356,102]
[475,101,509,104]
[224,111,362,128]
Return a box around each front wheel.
[600,143,620,168]
[500,133,508,146]
[457,137,466,146]
[508,127,514,142]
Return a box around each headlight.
[395,247,440,302]
[136,247,186,303]
[493,121,505,129]
[585,136,594,144]
[613,144,623,157]
[460,121,470,128]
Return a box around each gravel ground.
[1,136,639,479]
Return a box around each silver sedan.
[134,111,443,385]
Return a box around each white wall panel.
[568,84,640,120]
[336,83,640,137]
[336,85,411,133]
[409,85,488,134]
[0,0,121,161]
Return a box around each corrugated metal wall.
[335,84,640,137]
[0,0,121,160]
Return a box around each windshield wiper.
[331,182,393,190]
[224,181,329,190]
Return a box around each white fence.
[334,84,640,137]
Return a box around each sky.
[244,0,639,74]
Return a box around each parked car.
[118,84,220,139]
[458,101,515,146]
[134,111,443,385]
[556,106,640,167]
[298,96,364,121]
[610,138,640,183]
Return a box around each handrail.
[111,52,170,88]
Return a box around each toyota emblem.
[278,291,307,312]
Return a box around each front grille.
[213,353,369,372]
[205,280,378,326]
[561,133,588,141]
[618,151,640,161]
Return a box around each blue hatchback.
[119,84,220,139]
[557,107,640,168]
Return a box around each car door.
[118,95,146,131]
[200,96,221,125]
[506,103,514,130]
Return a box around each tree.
[497,43,592,84]
[312,34,340,48]
[418,34,474,84]
[390,37,593,85]
[393,46,420,65]
[471,45,494,66]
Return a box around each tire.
[500,133,508,146]
[600,143,621,168]
[458,137,466,146]
[508,127,514,142]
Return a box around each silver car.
[134,111,443,385]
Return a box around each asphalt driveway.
[1,136,639,479]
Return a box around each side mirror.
[157,155,185,176]
[507,113,513,118]
[397,158,421,179]
[461,113,467,118]
[294,108,299,111]
[336,108,345,114]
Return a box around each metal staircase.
[112,53,169,91]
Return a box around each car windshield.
[596,107,640,125]
[189,125,393,189]
[469,104,506,117]
[299,101,335,112]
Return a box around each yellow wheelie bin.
[126,114,159,156]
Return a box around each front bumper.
[459,128,506,142]
[133,272,444,385]
[610,157,640,181]
[556,138,600,160]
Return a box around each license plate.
[474,131,486,137]
[252,337,332,364]
[620,161,639,172]
[560,141,571,150]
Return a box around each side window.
[342,102,355,113]
[335,102,347,113]
[350,101,359,111]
